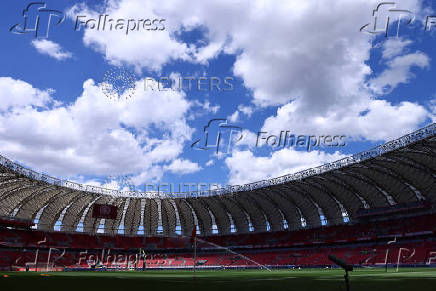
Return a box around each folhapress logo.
[191,119,243,155]
[10,2,166,38]
[360,3,436,38]
[10,2,65,38]
[75,15,166,35]
[360,2,414,37]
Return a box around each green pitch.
[1,268,436,291]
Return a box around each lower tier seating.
[1,239,436,270]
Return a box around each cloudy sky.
[1,0,435,193]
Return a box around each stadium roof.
[0,123,435,236]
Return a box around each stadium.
[0,123,435,290]
[3,1,436,290]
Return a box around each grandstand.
[0,123,436,290]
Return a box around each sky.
[0,0,435,194]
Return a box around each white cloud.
[225,149,346,185]
[68,0,420,108]
[381,38,413,59]
[31,39,72,60]
[189,100,220,121]
[200,100,220,114]
[164,158,201,174]
[80,176,136,191]
[0,77,195,184]
[195,42,223,64]
[369,52,430,94]
[228,104,254,123]
[67,2,192,72]
[205,159,214,166]
[0,77,54,110]
[228,110,239,123]
[430,98,436,122]
[238,105,254,117]
[235,129,260,149]
[67,1,429,136]
[227,92,431,185]
[69,1,433,142]
[262,99,430,142]
[22,0,432,187]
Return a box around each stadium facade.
[0,123,435,270]
[0,124,435,235]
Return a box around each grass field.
[1,268,436,291]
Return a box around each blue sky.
[0,0,435,194]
